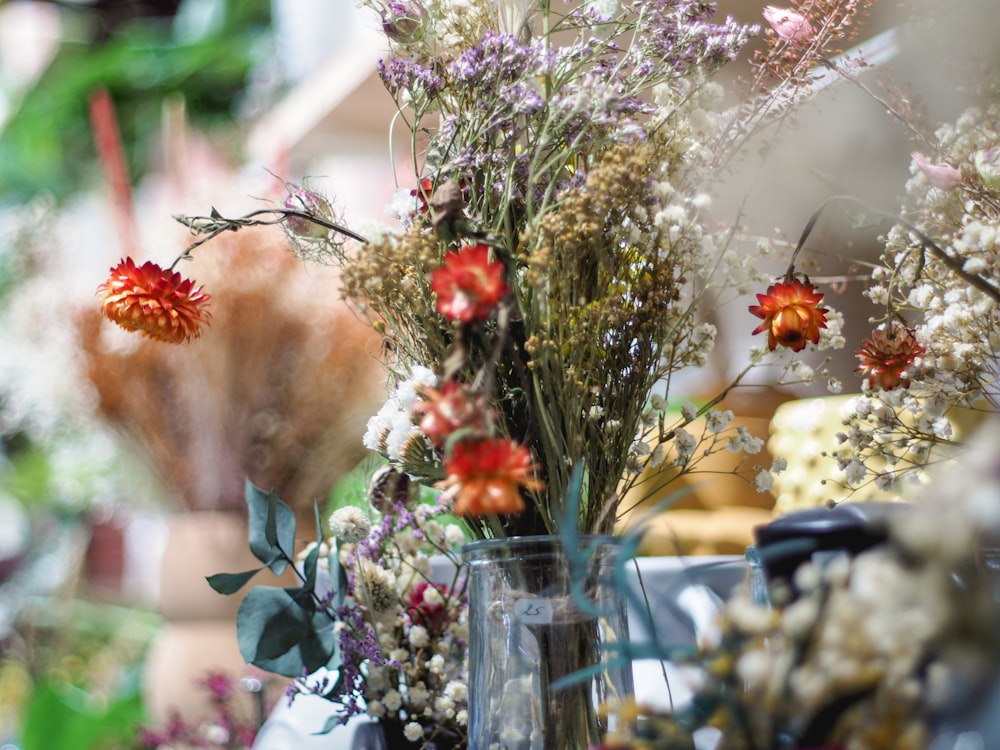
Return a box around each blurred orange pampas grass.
[78,225,384,514]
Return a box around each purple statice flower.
[622,0,754,81]
[445,31,547,137]
[199,671,234,703]
[378,54,443,100]
[449,30,545,86]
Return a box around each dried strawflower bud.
[381,0,427,44]
[367,465,418,513]
[283,187,333,239]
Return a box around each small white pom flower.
[329,506,372,543]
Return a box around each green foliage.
[206,480,342,678]
[18,675,145,750]
[245,481,296,576]
[0,3,271,204]
[235,586,338,677]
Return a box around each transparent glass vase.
[462,535,633,750]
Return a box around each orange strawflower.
[96,257,211,344]
[430,243,509,323]
[413,381,492,448]
[855,323,926,391]
[439,437,542,516]
[749,278,828,352]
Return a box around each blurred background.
[0,0,996,748]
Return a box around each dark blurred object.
[753,501,907,585]
[43,0,184,39]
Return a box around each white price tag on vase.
[513,598,554,624]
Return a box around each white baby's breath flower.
[409,625,430,648]
[383,688,403,711]
[673,427,697,465]
[444,523,466,545]
[726,597,776,635]
[753,469,774,492]
[444,680,468,702]
[705,409,734,434]
[408,682,430,708]
[844,458,866,486]
[421,585,445,608]
[648,442,666,468]
[727,426,763,454]
[404,722,425,742]
[874,471,895,492]
[428,653,446,675]
[681,401,698,421]
[781,596,820,639]
[736,649,773,684]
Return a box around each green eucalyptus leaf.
[245,480,296,575]
[235,586,338,677]
[302,542,319,591]
[333,541,348,610]
[206,567,265,595]
[314,715,343,736]
[313,499,325,545]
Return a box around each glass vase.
[462,535,633,750]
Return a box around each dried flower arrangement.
[831,102,1000,498]
[600,420,1000,750]
[97,0,881,537]
[87,0,1000,746]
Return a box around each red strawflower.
[749,278,828,352]
[411,176,434,214]
[430,243,509,323]
[96,257,211,344]
[406,581,454,632]
[439,437,542,516]
[855,323,925,391]
[413,381,492,447]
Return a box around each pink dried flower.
[912,152,962,190]
[762,6,814,43]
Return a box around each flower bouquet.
[96,0,870,537]
[91,0,902,746]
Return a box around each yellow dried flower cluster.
[339,226,449,365]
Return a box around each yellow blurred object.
[768,394,988,515]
